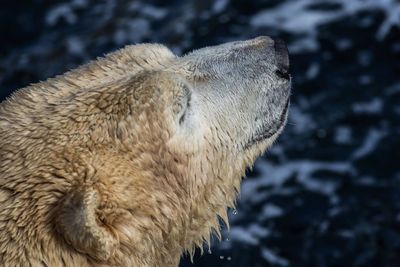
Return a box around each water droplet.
[219,256,224,260]
[227,256,232,261]
[208,249,212,254]
[232,209,238,215]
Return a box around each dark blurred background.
[1,0,400,266]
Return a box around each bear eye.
[178,91,191,125]
[174,83,191,125]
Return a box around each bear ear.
[56,188,118,262]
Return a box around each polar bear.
[0,36,291,266]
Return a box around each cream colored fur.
[0,38,289,266]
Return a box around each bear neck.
[181,153,246,256]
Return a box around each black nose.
[273,38,290,74]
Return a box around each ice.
[356,176,376,186]
[376,1,400,39]
[261,247,290,266]
[386,83,400,96]
[306,63,320,80]
[46,4,77,26]
[334,126,352,144]
[46,0,89,26]
[336,39,353,50]
[357,51,373,66]
[358,75,372,85]
[247,224,271,239]
[250,0,400,53]
[142,5,167,19]
[213,0,229,14]
[128,3,168,19]
[337,230,355,239]
[352,129,386,160]
[288,105,316,134]
[227,224,271,248]
[114,19,150,44]
[261,204,284,219]
[229,227,259,246]
[241,160,355,204]
[66,37,85,55]
[352,98,383,114]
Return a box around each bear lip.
[245,98,290,148]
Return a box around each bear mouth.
[245,98,290,148]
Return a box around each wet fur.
[0,39,289,266]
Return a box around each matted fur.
[0,37,290,266]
